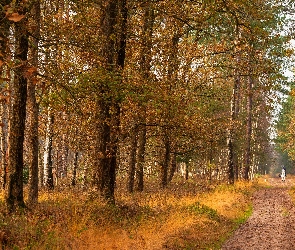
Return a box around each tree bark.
[6,9,28,212]
[135,5,154,192]
[0,1,10,190]
[243,73,253,180]
[136,122,146,191]
[38,141,44,188]
[71,152,79,186]
[93,0,127,202]
[168,149,177,183]
[127,124,138,193]
[27,0,40,205]
[61,133,69,178]
[160,129,170,188]
[0,103,8,189]
[43,108,54,190]
[92,0,118,203]
[93,0,117,202]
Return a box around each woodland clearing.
[0,176,264,249]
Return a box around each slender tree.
[0,0,11,190]
[27,0,40,204]
[43,106,54,190]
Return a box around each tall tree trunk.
[43,108,54,190]
[93,0,127,202]
[107,103,120,199]
[61,133,69,178]
[227,137,235,184]
[185,162,189,180]
[127,124,138,193]
[227,34,242,183]
[0,1,10,190]
[136,122,146,191]
[227,80,239,184]
[6,9,28,212]
[93,0,118,202]
[0,103,8,189]
[38,141,44,188]
[160,129,170,188]
[135,5,154,192]
[71,152,78,186]
[27,0,40,205]
[168,147,177,183]
[243,73,253,180]
[105,0,127,199]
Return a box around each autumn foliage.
[0,0,293,246]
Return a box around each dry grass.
[0,177,265,250]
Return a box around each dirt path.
[221,177,295,250]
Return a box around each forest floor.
[222,176,295,250]
[0,175,293,249]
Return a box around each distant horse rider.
[281,166,286,182]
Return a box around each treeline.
[0,0,291,211]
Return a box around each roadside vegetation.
[0,176,267,249]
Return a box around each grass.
[0,177,266,250]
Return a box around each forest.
[0,0,295,249]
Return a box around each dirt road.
[221,177,295,250]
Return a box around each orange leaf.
[6,13,26,22]
[25,67,37,78]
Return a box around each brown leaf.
[25,67,37,78]
[6,13,26,22]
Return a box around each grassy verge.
[0,178,265,249]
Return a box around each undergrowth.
[0,177,265,250]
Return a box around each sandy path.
[221,177,295,250]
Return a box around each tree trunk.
[127,124,138,193]
[61,133,69,178]
[27,0,40,205]
[227,137,235,184]
[107,103,120,200]
[38,141,44,188]
[136,122,146,191]
[6,10,28,212]
[43,108,54,190]
[92,0,117,201]
[185,162,189,180]
[0,103,8,189]
[243,73,253,180]
[93,0,127,202]
[160,130,170,188]
[135,5,154,192]
[227,81,239,184]
[71,152,79,186]
[168,149,177,183]
[0,1,10,190]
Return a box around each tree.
[43,106,54,190]
[27,0,40,205]
[92,0,127,202]
[5,3,28,212]
[0,0,11,190]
